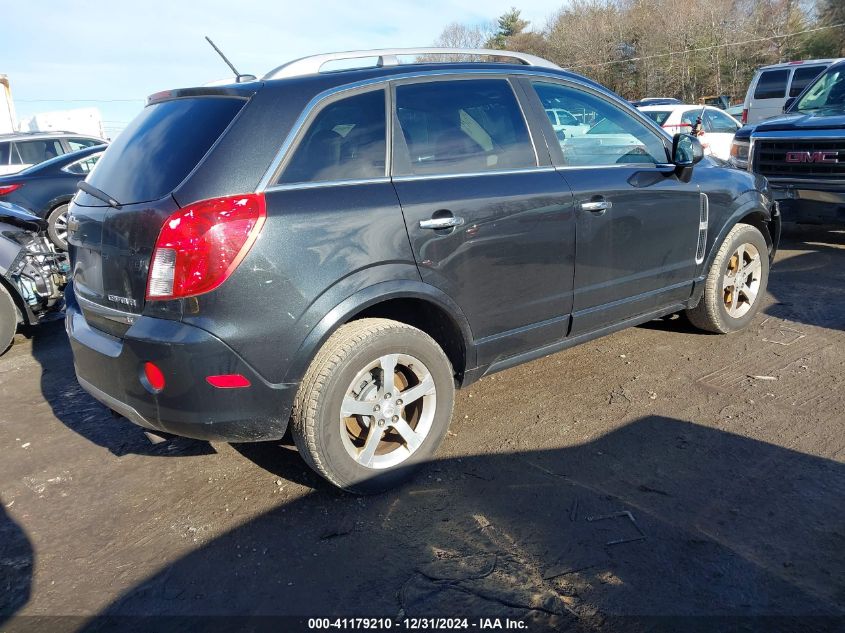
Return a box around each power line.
[566,22,845,70]
[14,98,144,103]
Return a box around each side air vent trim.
[696,193,709,264]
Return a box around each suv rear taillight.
[146,192,266,300]
[741,108,748,124]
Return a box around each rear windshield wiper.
[77,181,122,209]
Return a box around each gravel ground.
[1,224,843,632]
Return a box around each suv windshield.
[795,66,845,113]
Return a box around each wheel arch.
[691,195,777,309]
[41,195,73,218]
[283,281,476,387]
[736,209,775,255]
[705,195,777,272]
[48,195,73,209]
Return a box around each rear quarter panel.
[179,182,420,384]
[2,173,77,216]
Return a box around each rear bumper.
[66,290,296,443]
[769,181,845,224]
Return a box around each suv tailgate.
[68,90,251,328]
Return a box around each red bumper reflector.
[143,362,166,392]
[206,374,251,389]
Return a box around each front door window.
[531,81,668,167]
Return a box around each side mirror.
[672,133,704,182]
[672,133,704,166]
[783,97,796,113]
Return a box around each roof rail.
[263,47,562,80]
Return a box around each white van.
[742,59,843,125]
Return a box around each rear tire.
[291,318,455,494]
[0,284,17,356]
[687,223,769,334]
[47,203,69,250]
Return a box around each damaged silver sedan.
[0,200,68,355]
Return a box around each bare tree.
[426,22,496,61]
[432,0,824,102]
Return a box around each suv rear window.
[85,97,245,204]
[754,69,789,100]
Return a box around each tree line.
[433,0,845,104]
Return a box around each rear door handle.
[580,199,612,214]
[419,216,465,230]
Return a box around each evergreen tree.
[815,0,845,55]
[487,8,529,49]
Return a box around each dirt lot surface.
[1,225,844,632]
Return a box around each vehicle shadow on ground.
[0,501,32,628]
[27,320,214,458]
[64,416,844,633]
[640,223,845,335]
[232,441,340,492]
[764,223,845,331]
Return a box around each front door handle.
[419,216,465,230]
[580,198,612,214]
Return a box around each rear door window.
[85,96,246,205]
[641,110,671,126]
[67,138,102,151]
[279,89,386,184]
[13,139,63,165]
[754,69,789,99]
[64,152,103,175]
[680,110,700,129]
[704,109,739,133]
[789,65,827,97]
[393,79,536,176]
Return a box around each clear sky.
[2,0,564,138]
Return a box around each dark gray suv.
[66,48,780,492]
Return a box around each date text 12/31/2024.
[307,618,529,630]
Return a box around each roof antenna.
[205,36,256,83]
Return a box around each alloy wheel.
[722,242,762,318]
[339,353,436,469]
[53,210,69,246]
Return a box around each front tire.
[687,223,769,333]
[291,318,455,494]
[0,284,17,356]
[47,203,69,250]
